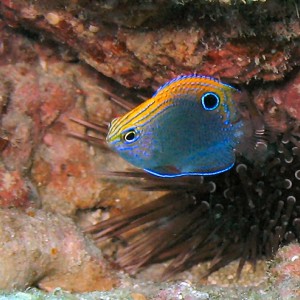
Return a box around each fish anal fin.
[145,165,181,177]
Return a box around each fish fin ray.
[152,74,237,97]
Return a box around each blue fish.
[106,75,246,177]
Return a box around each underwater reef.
[1,0,300,88]
[0,0,299,299]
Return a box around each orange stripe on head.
[108,75,238,140]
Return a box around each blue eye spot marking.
[201,92,220,111]
[123,128,140,143]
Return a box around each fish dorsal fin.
[152,74,237,98]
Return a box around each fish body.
[106,75,245,177]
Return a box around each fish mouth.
[105,136,113,147]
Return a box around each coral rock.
[0,208,119,291]
[0,0,300,88]
[271,244,300,299]
[0,164,30,208]
[272,71,300,121]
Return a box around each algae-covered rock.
[0,208,119,291]
[0,0,299,88]
[0,0,299,298]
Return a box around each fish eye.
[123,128,139,143]
[201,92,220,111]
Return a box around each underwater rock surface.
[0,208,119,291]
[0,24,154,215]
[0,0,299,298]
[271,243,300,299]
[0,0,300,87]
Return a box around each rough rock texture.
[0,0,300,88]
[0,208,119,291]
[0,24,158,215]
[0,282,280,300]
[0,0,299,296]
[271,243,300,299]
[0,163,32,208]
[0,20,163,290]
